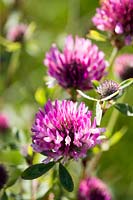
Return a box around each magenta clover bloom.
[44,35,108,90]
[78,177,112,200]
[92,0,133,47]
[7,24,27,42]
[114,54,133,80]
[0,113,9,133]
[31,100,105,163]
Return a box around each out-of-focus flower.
[44,35,108,90]
[97,80,119,99]
[0,164,8,190]
[78,177,112,200]
[92,0,133,48]
[7,24,27,42]
[0,113,9,133]
[31,100,105,163]
[114,54,133,80]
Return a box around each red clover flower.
[78,177,112,200]
[31,100,105,163]
[0,113,9,133]
[92,0,133,48]
[114,54,133,80]
[44,35,108,90]
[7,24,27,42]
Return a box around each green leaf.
[114,103,133,116]
[21,162,55,180]
[0,150,24,165]
[110,127,127,146]
[92,80,100,89]
[77,90,98,102]
[26,41,40,56]
[6,166,21,188]
[96,101,103,126]
[59,163,74,192]
[119,78,133,90]
[26,22,36,39]
[6,42,21,52]
[0,35,21,52]
[1,191,8,200]
[86,30,106,42]
[35,87,47,105]
[0,35,9,46]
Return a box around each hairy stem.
[31,180,38,200]
[69,88,78,102]
[108,47,118,67]
[107,94,125,134]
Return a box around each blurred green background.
[0,0,133,199]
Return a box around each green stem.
[107,109,119,135]
[107,47,119,79]
[70,88,78,102]
[107,94,125,135]
[30,180,37,200]
[108,47,118,67]
[89,152,102,174]
[19,177,24,200]
[6,50,21,87]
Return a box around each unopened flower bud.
[97,80,119,99]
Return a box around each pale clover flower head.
[97,80,119,99]
[7,24,27,42]
[92,0,133,48]
[31,100,105,163]
[44,35,108,90]
[78,177,112,200]
[114,54,133,80]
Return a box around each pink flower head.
[114,54,133,80]
[92,0,133,47]
[0,113,9,133]
[78,177,112,200]
[7,24,27,42]
[44,35,108,90]
[31,100,105,163]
